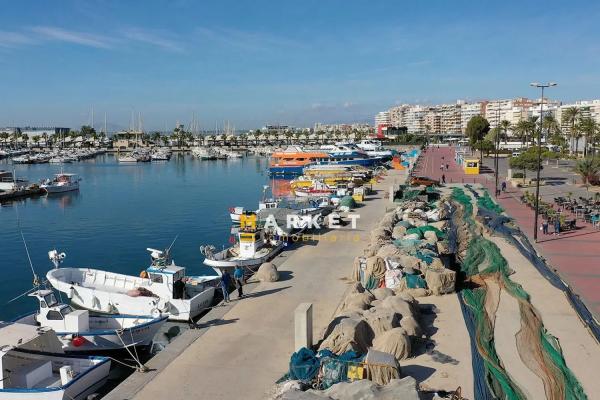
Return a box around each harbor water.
[0,154,273,320]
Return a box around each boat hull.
[203,243,284,271]
[47,269,217,321]
[14,313,167,352]
[0,350,110,400]
[41,184,79,194]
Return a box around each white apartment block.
[556,100,600,134]
[405,106,427,133]
[375,111,390,127]
[440,103,462,134]
[461,102,486,133]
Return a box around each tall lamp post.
[530,82,557,242]
[494,101,501,197]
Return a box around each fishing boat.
[0,170,29,191]
[0,322,110,399]
[117,154,137,163]
[13,289,167,352]
[46,248,220,322]
[40,174,80,194]
[202,213,284,271]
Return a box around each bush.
[512,172,524,179]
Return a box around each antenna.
[21,231,40,287]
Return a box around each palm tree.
[576,117,598,158]
[513,120,529,148]
[499,120,511,144]
[562,107,581,156]
[574,157,600,189]
[542,115,560,141]
[424,124,431,146]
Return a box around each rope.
[115,329,148,372]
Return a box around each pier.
[105,169,408,400]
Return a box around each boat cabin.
[29,290,90,333]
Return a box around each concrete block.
[294,303,313,350]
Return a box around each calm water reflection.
[0,153,274,319]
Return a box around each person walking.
[441,174,446,184]
[553,218,561,236]
[501,181,507,193]
[445,163,449,171]
[542,218,549,235]
[233,266,244,298]
[220,269,231,303]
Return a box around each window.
[39,300,48,309]
[46,310,63,320]
[150,273,163,284]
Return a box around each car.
[511,151,521,157]
[409,176,440,187]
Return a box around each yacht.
[0,170,29,191]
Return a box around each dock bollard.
[294,303,313,351]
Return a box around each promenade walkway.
[414,146,600,320]
[109,170,407,400]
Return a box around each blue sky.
[1,0,599,130]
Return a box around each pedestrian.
[220,269,231,302]
[542,218,549,235]
[553,218,560,236]
[233,266,244,298]
[440,164,444,171]
[441,174,446,184]
[445,163,449,171]
[501,181,507,192]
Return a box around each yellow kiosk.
[463,159,480,175]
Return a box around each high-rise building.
[461,102,487,133]
[556,100,600,135]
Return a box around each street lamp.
[494,101,500,197]
[530,82,557,242]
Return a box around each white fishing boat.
[46,248,220,322]
[0,322,110,400]
[202,213,284,271]
[0,170,29,191]
[14,289,167,352]
[191,147,216,160]
[40,174,80,194]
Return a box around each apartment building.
[460,102,486,133]
[389,104,409,128]
[440,103,462,134]
[556,100,600,134]
[375,111,390,127]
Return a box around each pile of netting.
[451,186,587,400]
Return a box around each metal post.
[533,87,544,242]
[530,82,556,242]
[494,101,500,197]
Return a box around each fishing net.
[318,317,372,355]
[451,187,587,400]
[424,267,456,295]
[362,307,401,337]
[372,327,411,360]
[363,257,386,290]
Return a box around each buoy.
[71,336,86,347]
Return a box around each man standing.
[220,269,231,303]
[501,181,507,192]
[233,266,244,298]
[441,174,446,184]
[542,218,549,235]
[553,217,561,236]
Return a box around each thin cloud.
[121,28,184,52]
[30,26,113,49]
[0,31,37,48]
[195,27,304,52]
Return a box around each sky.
[0,0,599,130]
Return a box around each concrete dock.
[105,170,408,400]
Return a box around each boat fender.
[68,286,75,300]
[71,336,86,347]
[151,308,162,319]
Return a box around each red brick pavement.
[414,146,600,319]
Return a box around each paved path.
[115,170,407,400]
[414,146,600,320]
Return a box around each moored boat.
[13,289,167,352]
[46,248,220,321]
[0,322,111,400]
[40,174,80,194]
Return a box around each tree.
[542,115,561,141]
[576,117,598,158]
[465,115,490,164]
[474,139,495,156]
[80,125,96,136]
[562,107,581,156]
[499,120,511,144]
[509,149,540,182]
[574,157,600,188]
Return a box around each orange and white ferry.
[268,146,330,175]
